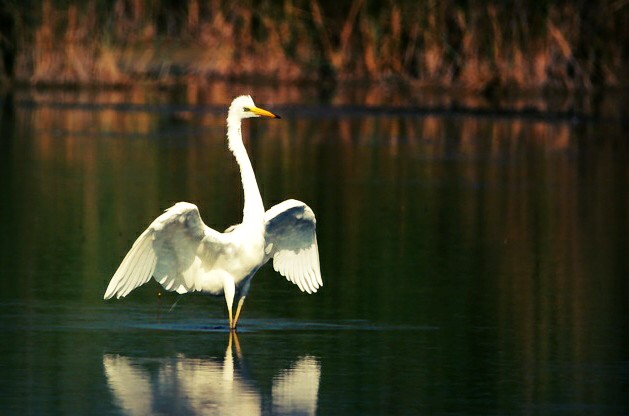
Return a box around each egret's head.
[229,95,281,120]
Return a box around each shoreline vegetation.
[0,1,626,95]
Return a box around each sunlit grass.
[5,0,626,91]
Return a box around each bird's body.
[104,96,322,329]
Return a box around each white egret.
[103,95,322,329]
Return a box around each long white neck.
[227,116,265,225]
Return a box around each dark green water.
[0,88,628,415]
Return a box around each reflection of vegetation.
[2,89,627,410]
[7,89,627,317]
[2,0,627,91]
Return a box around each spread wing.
[264,200,322,294]
[104,202,225,299]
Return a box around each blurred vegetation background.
[0,0,627,93]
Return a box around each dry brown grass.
[6,0,628,91]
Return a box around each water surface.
[0,88,627,415]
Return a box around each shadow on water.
[103,332,321,416]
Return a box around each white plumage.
[104,96,322,329]
[264,199,322,294]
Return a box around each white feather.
[104,96,322,328]
[264,199,322,294]
[104,203,225,299]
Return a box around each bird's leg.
[223,277,236,330]
[232,280,251,329]
[233,297,246,329]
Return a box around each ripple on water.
[0,300,440,333]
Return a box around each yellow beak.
[250,106,281,119]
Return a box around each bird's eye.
[243,107,251,112]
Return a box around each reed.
[3,0,626,92]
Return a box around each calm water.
[0,87,628,415]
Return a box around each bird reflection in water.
[103,332,321,415]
